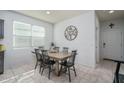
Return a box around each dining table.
[48,52,72,76]
[104,58,124,83]
[32,50,72,76]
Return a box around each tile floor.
[0,60,119,83]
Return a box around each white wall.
[54,11,96,68]
[0,11,53,70]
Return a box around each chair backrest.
[62,47,68,53]
[42,50,49,64]
[54,47,60,52]
[69,50,77,65]
[42,50,48,55]
[34,49,42,61]
[38,46,44,52]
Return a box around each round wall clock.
[64,25,78,41]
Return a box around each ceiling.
[96,10,124,22]
[13,10,90,23]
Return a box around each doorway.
[100,30,123,61]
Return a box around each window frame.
[13,21,46,49]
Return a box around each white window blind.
[13,21,32,48]
[32,26,45,46]
[13,21,45,48]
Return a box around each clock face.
[64,25,78,41]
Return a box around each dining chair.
[33,49,43,71]
[41,50,55,79]
[58,50,77,82]
[53,47,60,52]
[62,47,69,72]
[62,47,69,53]
[38,46,44,52]
[39,49,48,73]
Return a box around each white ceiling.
[96,10,124,22]
[13,10,90,23]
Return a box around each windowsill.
[13,47,32,50]
[13,46,44,50]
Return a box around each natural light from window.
[13,21,45,48]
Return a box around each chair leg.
[39,63,43,73]
[39,65,42,73]
[41,66,45,75]
[113,77,115,83]
[73,66,77,76]
[35,61,38,69]
[64,61,67,72]
[51,65,54,69]
[67,67,71,82]
[48,65,51,79]
[58,65,62,76]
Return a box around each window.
[13,21,32,48]
[32,26,45,46]
[13,21,45,48]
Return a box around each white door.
[102,31,122,60]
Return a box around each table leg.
[55,60,59,76]
[114,62,121,83]
[57,61,59,76]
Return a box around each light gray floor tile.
[0,60,117,83]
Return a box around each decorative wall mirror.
[64,25,78,41]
